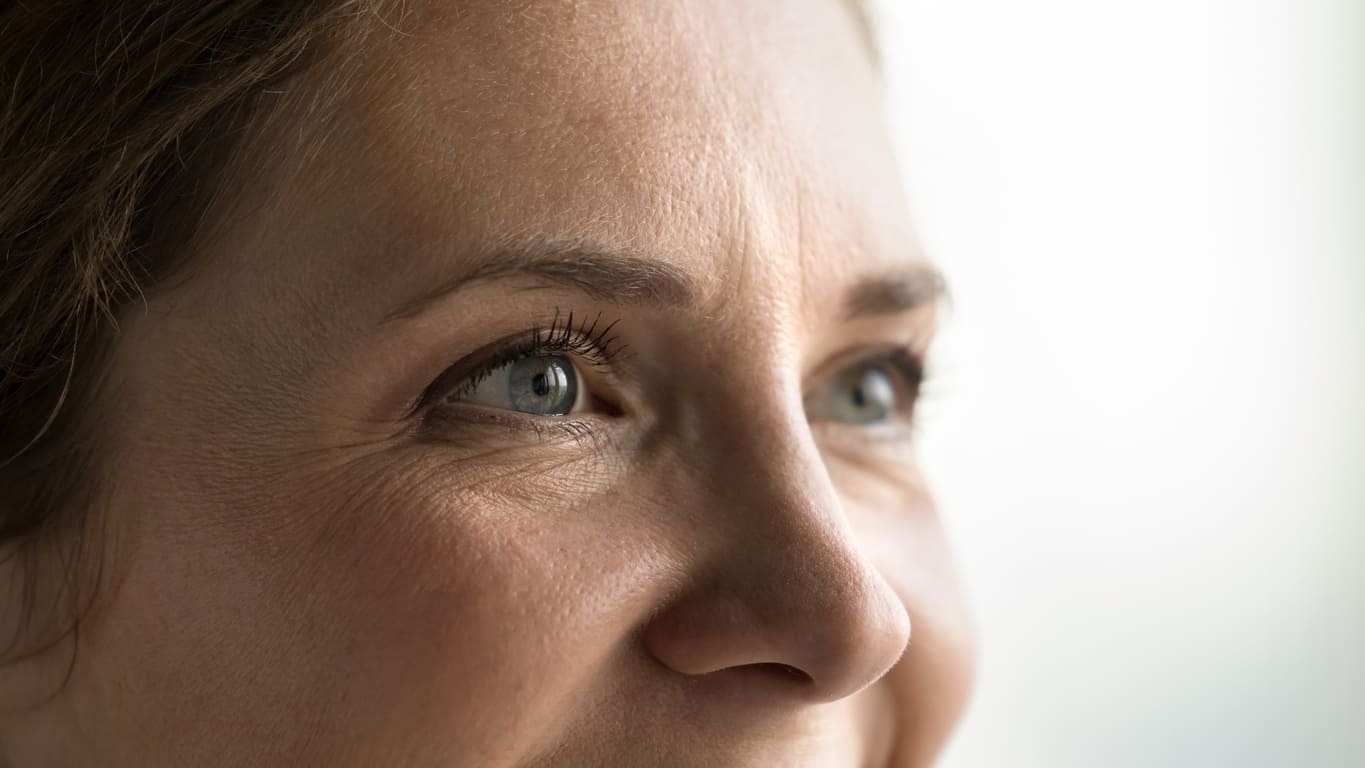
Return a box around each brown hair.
[0,0,374,658]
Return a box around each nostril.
[752,662,813,684]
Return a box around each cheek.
[882,555,976,768]
[300,452,678,759]
[838,467,977,762]
[87,443,678,763]
[874,528,975,765]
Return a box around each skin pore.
[0,0,972,765]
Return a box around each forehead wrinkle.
[325,0,902,333]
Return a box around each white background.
[876,1,1365,765]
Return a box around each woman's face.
[3,0,972,765]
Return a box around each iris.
[505,355,579,415]
[828,364,896,424]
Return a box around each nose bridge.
[701,367,849,541]
[710,397,848,558]
[715,398,903,630]
[644,384,911,703]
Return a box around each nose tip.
[808,576,913,700]
[643,532,912,704]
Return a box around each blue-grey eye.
[457,354,582,415]
[814,362,899,425]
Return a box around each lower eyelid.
[810,421,917,454]
[421,407,615,454]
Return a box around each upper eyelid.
[805,344,926,390]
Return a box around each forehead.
[220,0,922,326]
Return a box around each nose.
[642,405,912,704]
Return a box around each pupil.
[852,385,867,408]
[532,371,550,397]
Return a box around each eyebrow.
[382,243,700,324]
[382,241,945,323]
[841,266,947,319]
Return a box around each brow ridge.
[382,242,700,324]
[383,241,944,325]
[841,266,947,319]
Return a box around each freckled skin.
[0,1,973,766]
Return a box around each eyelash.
[414,309,625,413]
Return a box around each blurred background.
[873,0,1365,765]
